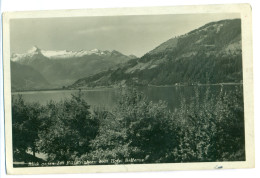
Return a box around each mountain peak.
[11,46,47,63]
[90,48,100,53]
[12,47,136,63]
[27,45,41,53]
[111,50,123,56]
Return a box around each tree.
[37,91,99,165]
[12,95,42,160]
[84,88,178,163]
[170,86,245,162]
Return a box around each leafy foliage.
[82,88,177,163]
[37,91,99,164]
[169,86,245,162]
[12,86,245,165]
[12,95,42,158]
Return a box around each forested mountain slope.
[71,19,242,88]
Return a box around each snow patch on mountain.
[11,46,45,62]
[41,48,110,59]
[27,46,41,53]
[11,47,133,61]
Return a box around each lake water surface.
[12,85,243,111]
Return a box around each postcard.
[2,3,254,174]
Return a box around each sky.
[10,13,240,57]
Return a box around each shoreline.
[11,82,243,93]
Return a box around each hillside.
[11,47,136,90]
[70,19,242,89]
[11,62,50,91]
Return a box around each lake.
[12,85,243,111]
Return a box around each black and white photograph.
[2,4,254,174]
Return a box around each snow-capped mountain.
[12,46,135,61]
[11,46,47,63]
[11,47,137,91]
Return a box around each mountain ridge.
[11,47,136,91]
[12,47,137,61]
[70,19,243,89]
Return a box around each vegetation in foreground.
[12,86,245,166]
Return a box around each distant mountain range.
[11,47,136,91]
[11,19,243,92]
[70,19,243,89]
